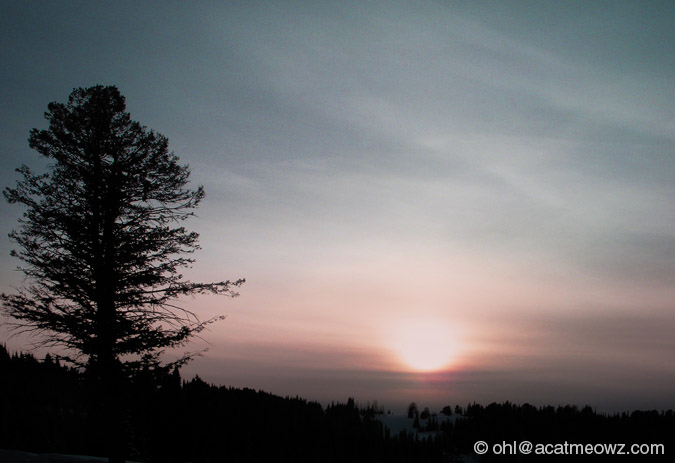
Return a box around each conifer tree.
[2,85,243,461]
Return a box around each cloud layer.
[1,1,673,412]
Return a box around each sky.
[1,1,673,413]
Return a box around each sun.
[389,318,460,372]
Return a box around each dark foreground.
[0,449,119,462]
[2,346,672,462]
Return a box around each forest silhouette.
[1,345,672,462]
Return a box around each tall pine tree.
[2,85,243,461]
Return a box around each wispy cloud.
[1,0,673,411]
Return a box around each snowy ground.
[0,449,140,463]
[1,415,462,462]
[376,413,460,438]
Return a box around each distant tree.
[407,402,418,419]
[413,413,420,429]
[441,405,453,417]
[425,414,438,432]
[1,85,243,462]
[420,407,431,420]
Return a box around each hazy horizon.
[1,1,673,414]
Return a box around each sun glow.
[389,318,461,372]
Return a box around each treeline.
[1,345,673,462]
[0,346,436,462]
[441,402,673,461]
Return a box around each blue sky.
[1,1,673,412]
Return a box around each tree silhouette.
[407,402,418,419]
[1,85,243,462]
